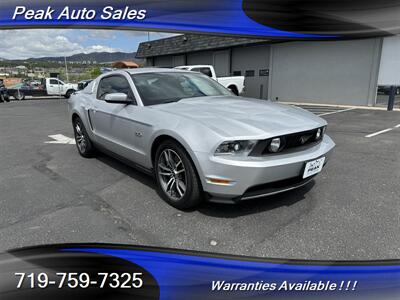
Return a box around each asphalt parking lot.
[0,99,399,260]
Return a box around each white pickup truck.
[175,65,245,95]
[9,78,78,100]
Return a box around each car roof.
[122,67,192,75]
[176,65,211,68]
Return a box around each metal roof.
[112,61,139,68]
[136,33,267,58]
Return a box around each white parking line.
[365,128,394,138]
[365,124,400,138]
[45,134,75,144]
[318,108,355,116]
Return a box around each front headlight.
[214,140,257,156]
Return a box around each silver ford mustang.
[68,68,335,209]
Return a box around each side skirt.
[92,142,154,177]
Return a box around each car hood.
[152,96,326,138]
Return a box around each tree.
[90,67,102,78]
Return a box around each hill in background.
[4,51,144,64]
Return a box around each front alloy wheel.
[73,117,94,157]
[158,149,187,201]
[155,140,202,209]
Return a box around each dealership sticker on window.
[303,157,325,178]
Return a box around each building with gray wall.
[136,34,385,106]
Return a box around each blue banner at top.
[1,0,400,39]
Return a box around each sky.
[0,29,177,60]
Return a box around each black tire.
[228,85,239,96]
[13,90,25,100]
[154,140,203,209]
[72,117,95,158]
[64,89,74,99]
[4,94,10,102]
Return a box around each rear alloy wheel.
[155,140,202,209]
[13,90,25,100]
[73,117,95,158]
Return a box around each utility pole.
[388,85,396,111]
[64,56,69,82]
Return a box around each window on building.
[245,70,255,77]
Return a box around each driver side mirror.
[104,93,131,104]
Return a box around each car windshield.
[131,72,232,106]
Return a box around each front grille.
[249,127,324,156]
[266,128,320,154]
[238,175,316,200]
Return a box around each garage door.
[172,55,185,67]
[231,44,270,99]
[187,51,213,65]
[154,56,173,67]
[213,50,230,77]
[269,39,381,106]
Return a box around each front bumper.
[194,135,335,202]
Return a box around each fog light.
[316,128,322,140]
[268,138,281,153]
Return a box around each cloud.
[0,29,120,60]
[84,45,118,53]
[75,29,118,42]
[0,29,178,60]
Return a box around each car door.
[90,74,146,163]
[47,79,63,95]
[57,80,67,94]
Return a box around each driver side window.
[50,79,61,85]
[97,75,136,103]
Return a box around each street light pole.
[64,56,69,82]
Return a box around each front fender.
[68,96,95,140]
[149,127,217,181]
